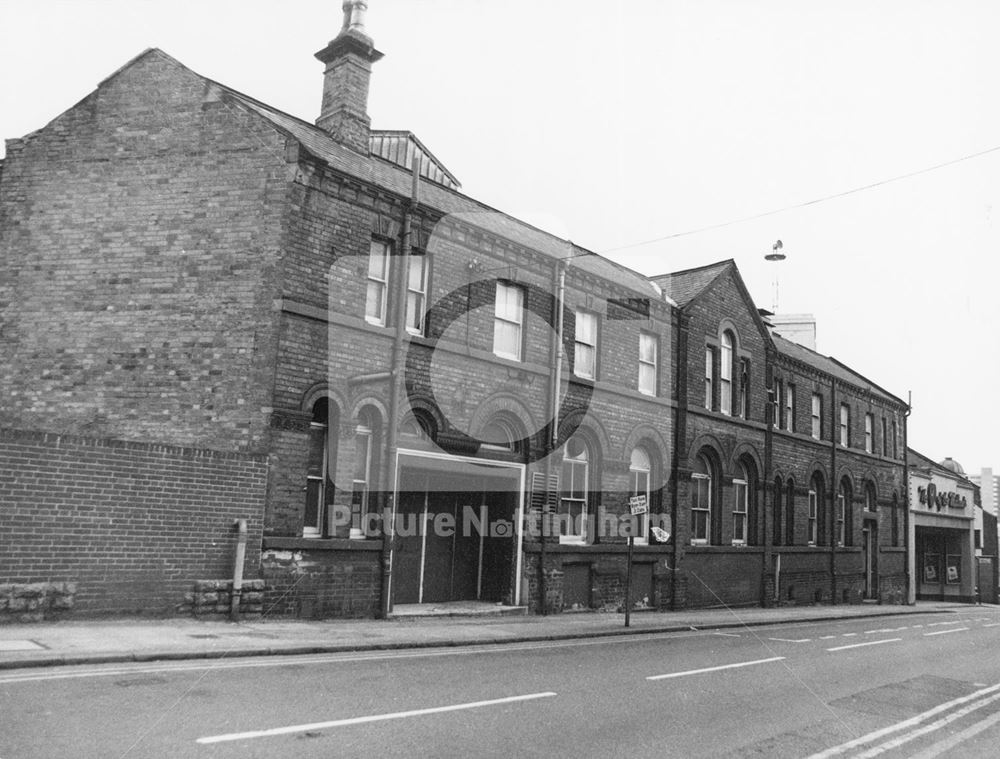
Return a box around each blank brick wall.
[0,428,267,615]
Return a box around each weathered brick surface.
[260,547,380,618]
[0,427,266,616]
[0,50,287,454]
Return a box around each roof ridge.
[649,258,734,280]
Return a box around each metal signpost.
[624,495,648,628]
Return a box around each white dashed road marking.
[647,656,785,681]
[924,627,969,636]
[196,692,558,744]
[827,638,902,652]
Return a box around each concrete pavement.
[0,601,993,670]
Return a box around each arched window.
[733,462,749,545]
[720,331,734,415]
[691,454,713,544]
[351,407,381,539]
[630,447,652,545]
[481,416,520,452]
[559,438,590,544]
[785,478,795,546]
[837,479,853,547]
[809,473,826,546]
[865,482,878,513]
[399,409,435,444]
[304,398,337,538]
[773,477,783,546]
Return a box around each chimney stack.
[315,0,383,153]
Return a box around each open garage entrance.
[390,452,524,608]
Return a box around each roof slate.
[201,66,663,300]
[772,332,904,405]
[649,260,732,307]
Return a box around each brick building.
[0,3,908,620]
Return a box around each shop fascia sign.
[917,483,968,511]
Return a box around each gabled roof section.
[652,259,773,345]
[773,332,905,406]
[369,130,460,190]
[96,47,181,87]
[650,260,731,308]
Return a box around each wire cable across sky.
[600,143,1000,254]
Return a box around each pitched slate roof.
[649,260,732,307]
[772,332,905,405]
[117,50,668,302]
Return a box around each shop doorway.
[391,453,523,607]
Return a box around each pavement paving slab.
[0,602,995,671]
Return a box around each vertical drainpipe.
[904,392,912,604]
[379,157,421,619]
[539,257,568,614]
[829,377,838,603]
[670,310,689,610]
[762,351,774,606]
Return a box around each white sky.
[2,1,998,474]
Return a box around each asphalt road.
[4,607,1000,758]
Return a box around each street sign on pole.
[623,496,647,628]
[628,495,648,516]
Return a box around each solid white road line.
[646,656,785,681]
[195,691,558,744]
[805,681,1000,759]
[853,689,1000,758]
[923,627,969,636]
[905,705,1000,759]
[826,638,901,652]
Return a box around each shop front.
[907,450,977,603]
[389,451,525,609]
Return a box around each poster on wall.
[923,553,939,582]
[946,555,961,584]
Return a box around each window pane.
[576,344,595,378]
[495,283,522,321]
[630,447,651,471]
[720,332,733,383]
[368,243,387,279]
[640,333,656,363]
[406,291,423,332]
[304,478,322,532]
[494,320,520,357]
[639,363,656,395]
[734,482,747,513]
[366,281,384,321]
[408,256,425,291]
[577,311,596,344]
[354,433,370,482]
